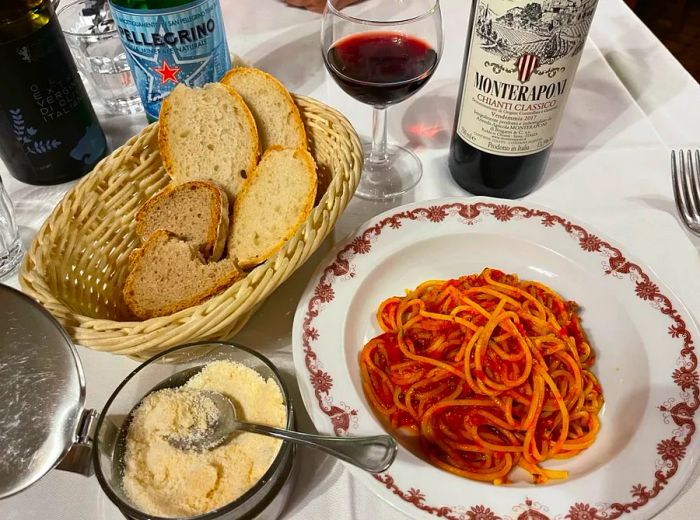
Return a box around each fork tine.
[672,150,694,226]
[685,150,700,221]
[680,150,700,222]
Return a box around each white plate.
[292,197,700,520]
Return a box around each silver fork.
[672,149,700,236]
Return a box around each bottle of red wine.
[0,0,107,185]
[449,0,599,198]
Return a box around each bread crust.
[221,67,308,151]
[220,83,260,185]
[232,146,317,269]
[123,230,242,320]
[158,89,177,181]
[134,180,230,261]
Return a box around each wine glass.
[322,0,443,200]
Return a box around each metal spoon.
[167,390,398,474]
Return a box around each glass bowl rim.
[92,340,294,520]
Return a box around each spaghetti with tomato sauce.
[359,268,604,484]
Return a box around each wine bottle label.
[0,13,106,184]
[110,0,231,121]
[456,0,598,156]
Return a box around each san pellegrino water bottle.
[108,0,231,122]
[0,0,107,185]
[449,0,599,198]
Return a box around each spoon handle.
[235,422,397,473]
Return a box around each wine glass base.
[355,143,423,201]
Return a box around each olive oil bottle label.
[456,0,598,156]
[0,13,106,184]
[110,0,231,121]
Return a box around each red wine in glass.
[325,31,439,107]
[321,0,443,200]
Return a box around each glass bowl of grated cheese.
[93,341,296,520]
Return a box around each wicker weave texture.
[19,95,362,359]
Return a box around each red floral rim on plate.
[300,202,698,519]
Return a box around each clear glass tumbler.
[0,178,23,280]
[57,0,143,115]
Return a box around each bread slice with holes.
[159,82,259,200]
[135,180,229,261]
[228,146,317,268]
[221,67,307,152]
[123,230,242,320]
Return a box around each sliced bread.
[221,67,307,152]
[123,230,241,320]
[229,146,317,268]
[135,180,229,261]
[159,82,259,200]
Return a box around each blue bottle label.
[110,0,231,120]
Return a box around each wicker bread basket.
[19,95,362,360]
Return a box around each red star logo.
[154,60,180,85]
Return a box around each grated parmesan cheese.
[122,360,286,518]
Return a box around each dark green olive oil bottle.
[0,0,107,185]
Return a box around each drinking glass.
[57,0,143,115]
[0,178,23,280]
[322,0,443,200]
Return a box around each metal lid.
[0,285,85,499]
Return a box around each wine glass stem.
[369,106,388,166]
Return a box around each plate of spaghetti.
[292,197,700,520]
[360,268,604,485]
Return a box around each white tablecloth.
[2,0,700,518]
